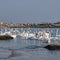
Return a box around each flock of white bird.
[0,28,60,44]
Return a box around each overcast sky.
[0,0,60,23]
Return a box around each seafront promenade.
[0,22,60,28]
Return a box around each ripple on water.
[0,48,30,59]
[0,49,11,59]
[8,50,30,60]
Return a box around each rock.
[0,35,13,40]
[44,44,60,50]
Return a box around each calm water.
[0,28,60,60]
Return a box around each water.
[0,28,60,60]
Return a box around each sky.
[0,0,60,23]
